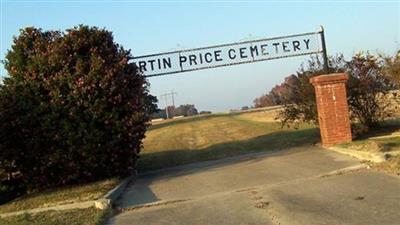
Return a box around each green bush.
[0,26,156,190]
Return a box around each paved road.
[107,146,400,225]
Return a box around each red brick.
[310,73,352,147]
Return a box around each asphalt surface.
[107,146,400,225]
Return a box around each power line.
[160,91,177,119]
[169,91,178,108]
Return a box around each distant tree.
[173,105,184,117]
[165,106,175,118]
[253,94,275,108]
[174,104,198,117]
[151,109,167,119]
[253,75,300,108]
[241,106,249,110]
[199,111,212,115]
[151,104,199,119]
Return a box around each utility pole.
[169,91,178,108]
[160,91,177,119]
[160,93,169,119]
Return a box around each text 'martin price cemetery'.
[133,31,323,77]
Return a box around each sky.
[1,0,399,112]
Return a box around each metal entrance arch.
[136,26,352,146]
[133,26,329,78]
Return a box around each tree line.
[152,104,201,119]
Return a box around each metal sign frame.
[134,26,329,78]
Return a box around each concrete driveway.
[107,146,400,225]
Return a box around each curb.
[328,146,400,163]
[94,175,136,210]
[116,199,191,213]
[0,175,135,218]
[319,164,368,177]
[368,133,400,140]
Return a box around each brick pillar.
[310,73,352,147]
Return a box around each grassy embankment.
[139,109,319,171]
[0,179,119,214]
[0,207,108,225]
[0,179,118,225]
[339,120,400,175]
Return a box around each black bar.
[319,26,329,73]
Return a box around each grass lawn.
[337,120,400,175]
[139,109,319,171]
[0,207,108,225]
[0,178,119,214]
[369,155,400,175]
[339,136,400,153]
[338,120,400,153]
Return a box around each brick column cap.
[310,73,348,86]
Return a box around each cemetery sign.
[134,27,328,77]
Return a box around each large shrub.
[384,51,400,86]
[0,26,156,190]
[277,55,346,127]
[346,53,396,128]
[277,53,395,130]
